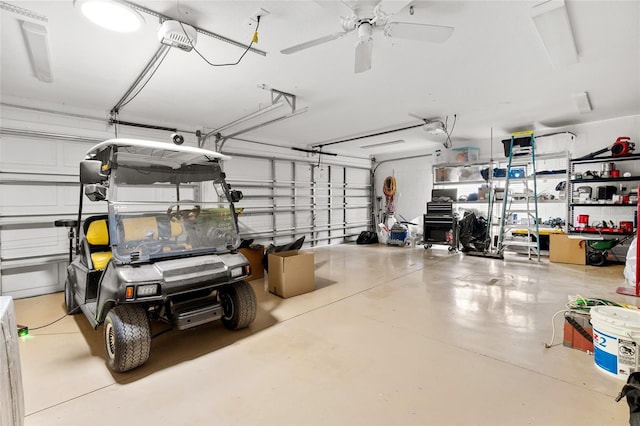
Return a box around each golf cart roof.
[86,139,230,166]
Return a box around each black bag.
[263,236,306,272]
[458,212,489,252]
[356,231,378,245]
[616,371,640,426]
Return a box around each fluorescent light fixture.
[572,91,592,114]
[531,0,578,68]
[78,0,144,32]
[211,102,285,134]
[360,139,405,149]
[20,21,53,83]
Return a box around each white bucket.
[591,306,640,380]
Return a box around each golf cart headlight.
[137,284,159,297]
[230,267,244,278]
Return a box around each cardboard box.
[549,234,586,265]
[268,250,315,298]
[478,186,489,200]
[239,244,265,281]
[434,167,451,182]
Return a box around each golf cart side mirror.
[230,190,243,203]
[80,160,107,184]
[85,184,107,201]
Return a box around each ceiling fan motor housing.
[357,21,373,41]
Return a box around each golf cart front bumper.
[95,252,250,323]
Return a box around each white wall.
[373,154,433,223]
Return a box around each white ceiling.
[1,1,639,159]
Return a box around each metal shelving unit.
[567,154,640,264]
[432,149,569,258]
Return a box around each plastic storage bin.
[452,146,480,162]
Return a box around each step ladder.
[495,131,541,260]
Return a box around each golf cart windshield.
[92,141,241,263]
[109,201,240,264]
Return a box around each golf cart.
[55,139,256,372]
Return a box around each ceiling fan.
[280,0,454,73]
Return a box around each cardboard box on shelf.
[268,250,315,298]
[478,185,489,200]
[239,244,265,281]
[549,234,586,265]
[435,167,451,182]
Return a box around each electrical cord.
[27,313,68,331]
[118,47,171,110]
[443,114,457,149]
[544,309,569,348]
[180,16,260,67]
[152,326,174,339]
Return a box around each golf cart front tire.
[104,305,151,373]
[219,281,257,330]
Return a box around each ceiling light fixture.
[77,0,144,32]
[572,92,592,114]
[531,0,577,68]
[20,21,53,82]
[360,139,406,149]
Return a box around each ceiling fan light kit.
[354,22,374,73]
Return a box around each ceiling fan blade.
[384,22,454,43]
[280,32,349,54]
[354,39,373,73]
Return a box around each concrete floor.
[13,244,634,425]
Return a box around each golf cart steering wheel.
[167,201,201,221]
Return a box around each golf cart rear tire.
[104,305,151,373]
[219,281,257,330]
[64,277,80,315]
